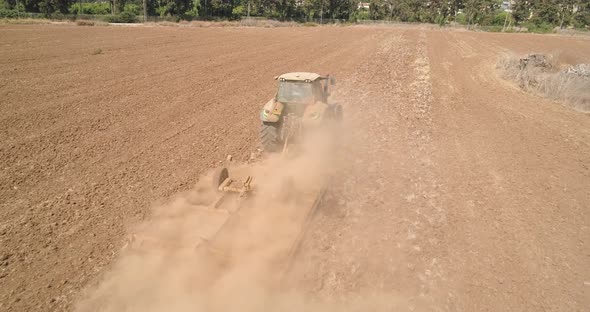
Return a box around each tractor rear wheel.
[260,123,282,152]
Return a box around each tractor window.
[277,81,313,103]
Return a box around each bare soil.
[0,25,589,311]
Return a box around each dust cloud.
[75,126,355,312]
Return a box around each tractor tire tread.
[260,123,281,153]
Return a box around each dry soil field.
[0,24,589,311]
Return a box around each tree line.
[1,0,588,30]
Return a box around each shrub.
[183,8,198,21]
[50,12,66,20]
[455,13,467,25]
[357,10,370,21]
[525,21,555,33]
[435,15,447,26]
[572,11,590,29]
[123,4,140,15]
[104,11,138,23]
[537,71,590,112]
[0,7,29,18]
[231,5,244,19]
[0,9,19,18]
[492,11,513,26]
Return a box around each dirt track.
[1,25,589,311]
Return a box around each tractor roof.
[278,72,322,82]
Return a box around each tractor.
[210,72,341,202]
[259,72,342,153]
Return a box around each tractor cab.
[275,72,334,104]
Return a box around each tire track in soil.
[287,29,448,309]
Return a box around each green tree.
[572,0,589,28]
[38,0,71,14]
[463,0,500,27]
[530,0,559,26]
[511,0,531,26]
[556,0,576,28]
